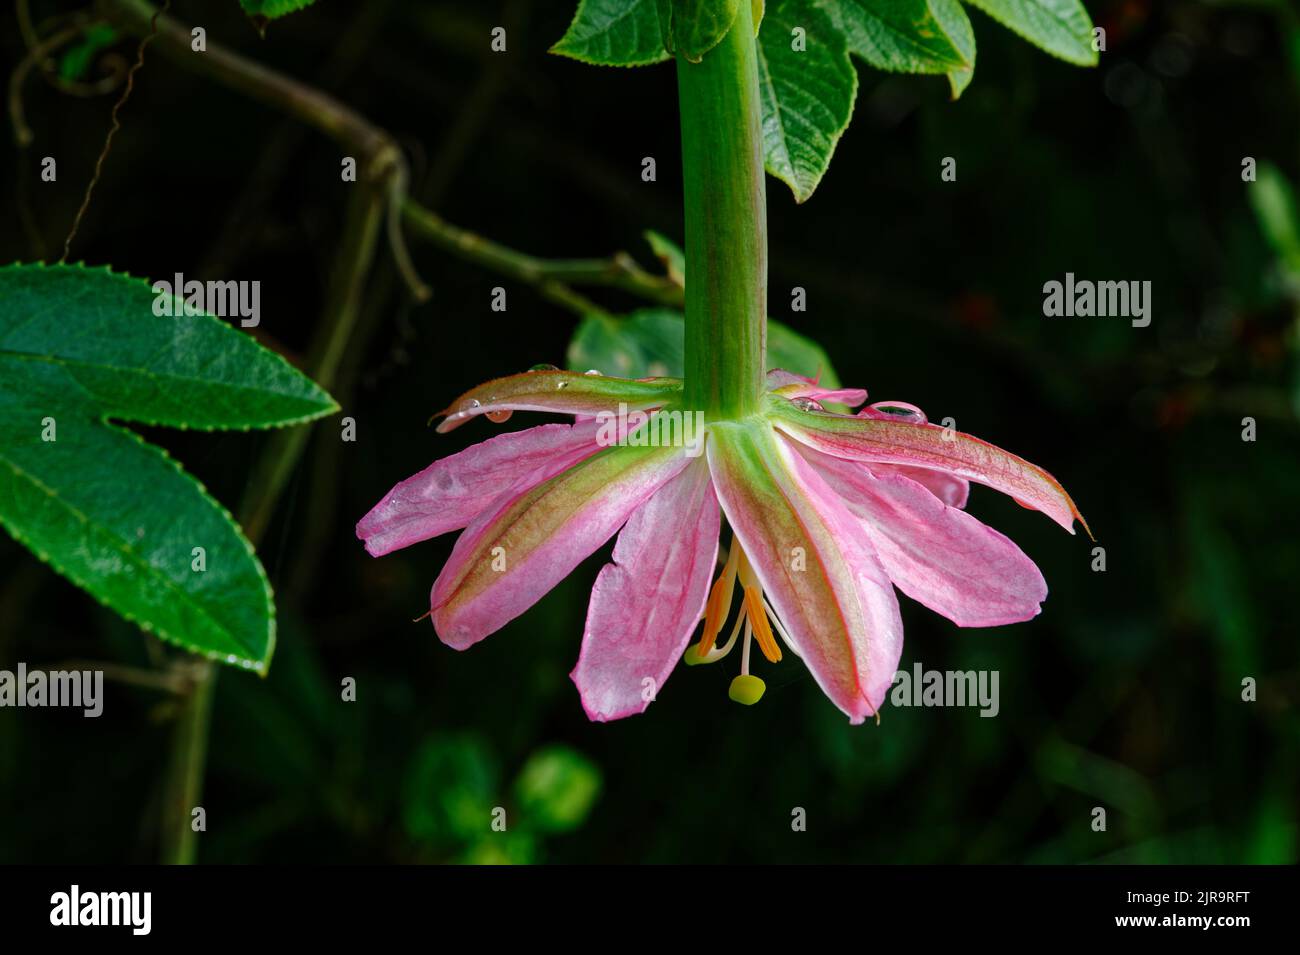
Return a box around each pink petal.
[766,369,867,408]
[707,423,904,723]
[800,445,1047,627]
[436,369,681,433]
[770,397,1088,535]
[571,458,719,722]
[870,464,969,509]
[356,420,602,557]
[431,445,692,650]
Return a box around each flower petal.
[766,369,867,408]
[870,464,970,509]
[436,369,682,433]
[571,458,719,722]
[799,445,1047,627]
[707,422,904,723]
[356,420,604,556]
[431,444,691,649]
[769,395,1089,536]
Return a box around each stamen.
[762,596,801,658]
[698,546,739,656]
[743,587,781,663]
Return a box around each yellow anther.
[682,643,708,666]
[728,674,766,706]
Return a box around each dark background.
[2,0,1297,863]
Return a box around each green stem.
[160,660,214,865]
[677,3,767,418]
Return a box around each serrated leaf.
[0,264,337,673]
[567,306,843,388]
[963,0,1097,67]
[931,0,976,96]
[550,0,672,66]
[238,0,317,21]
[756,0,858,202]
[831,0,972,74]
[673,0,743,62]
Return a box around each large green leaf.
[0,263,338,673]
[756,0,858,203]
[830,0,972,74]
[962,0,1097,67]
[550,0,672,66]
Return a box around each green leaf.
[830,0,972,74]
[672,0,743,62]
[59,25,118,82]
[514,745,602,833]
[962,0,1097,67]
[238,0,318,21]
[550,0,672,66]
[643,229,686,289]
[569,309,686,377]
[0,264,337,673]
[403,734,500,844]
[756,0,858,202]
[931,0,977,97]
[1249,162,1300,280]
[567,307,843,387]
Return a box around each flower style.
[357,367,1088,724]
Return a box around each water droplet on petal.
[791,396,823,412]
[867,401,927,423]
[556,380,568,390]
[529,362,559,372]
[457,398,482,414]
[584,369,602,376]
[485,409,513,424]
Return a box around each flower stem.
[676,2,768,419]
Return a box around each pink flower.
[357,368,1088,724]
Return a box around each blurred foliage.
[1,0,1297,863]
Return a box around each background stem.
[676,3,768,418]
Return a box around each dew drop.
[485,409,513,424]
[791,396,823,412]
[457,398,482,414]
[584,369,602,376]
[529,362,559,372]
[867,401,927,423]
[556,381,568,390]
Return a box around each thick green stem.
[677,3,768,418]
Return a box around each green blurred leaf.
[550,0,672,66]
[238,0,318,21]
[403,734,500,845]
[514,745,602,833]
[0,263,337,673]
[831,0,972,74]
[962,0,1097,67]
[757,0,858,202]
[672,0,742,61]
[58,25,118,82]
[644,229,686,289]
[1248,161,1300,281]
[568,307,842,388]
